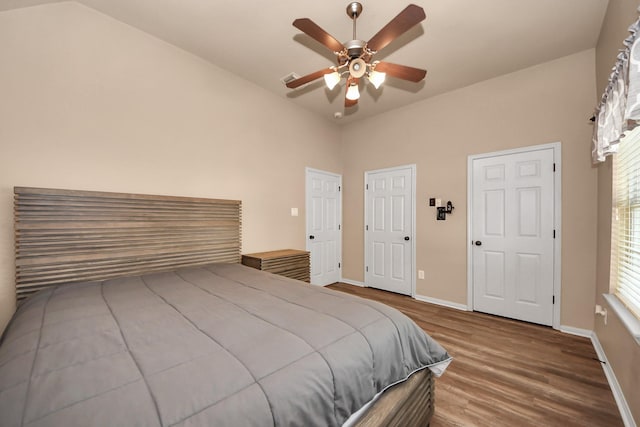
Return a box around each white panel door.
[471,148,555,326]
[365,166,414,295]
[306,169,341,286]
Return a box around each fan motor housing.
[346,39,366,58]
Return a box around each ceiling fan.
[286,2,427,108]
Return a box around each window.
[611,125,640,320]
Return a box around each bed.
[0,187,451,427]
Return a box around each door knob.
[309,235,315,240]
[474,241,482,246]
[404,236,410,241]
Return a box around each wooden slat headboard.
[14,187,242,301]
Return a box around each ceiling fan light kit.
[286,2,427,109]
[346,83,360,101]
[368,69,386,89]
[323,70,341,90]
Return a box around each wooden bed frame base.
[354,368,434,426]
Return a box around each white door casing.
[365,165,415,296]
[306,168,342,286]
[468,143,561,327]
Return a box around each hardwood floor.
[328,283,624,427]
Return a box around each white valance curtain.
[592,9,640,164]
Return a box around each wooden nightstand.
[241,249,310,283]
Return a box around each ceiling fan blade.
[293,18,345,53]
[375,61,427,82]
[345,96,358,108]
[366,4,426,53]
[286,68,335,89]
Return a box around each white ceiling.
[1,0,609,125]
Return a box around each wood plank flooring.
[328,283,624,427]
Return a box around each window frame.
[609,126,640,345]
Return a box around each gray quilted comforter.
[0,263,450,427]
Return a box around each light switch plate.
[291,208,298,217]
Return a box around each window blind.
[612,126,640,320]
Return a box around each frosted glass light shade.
[368,71,386,89]
[324,72,341,90]
[346,83,360,100]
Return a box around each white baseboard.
[414,294,468,311]
[338,282,468,312]
[590,332,637,427]
[559,326,636,426]
[340,278,366,287]
[559,325,592,338]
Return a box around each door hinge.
[553,229,556,239]
[365,225,368,231]
[338,262,341,268]
[338,186,341,191]
[366,266,369,272]
[338,224,341,230]
[553,163,556,172]
[366,184,369,190]
[553,295,555,304]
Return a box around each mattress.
[0,263,450,427]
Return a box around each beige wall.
[594,0,640,423]
[341,49,598,330]
[0,2,341,332]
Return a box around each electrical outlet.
[418,270,425,279]
[429,198,435,206]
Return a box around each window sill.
[603,294,640,346]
